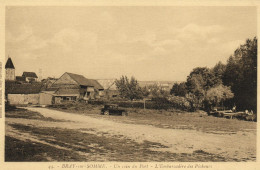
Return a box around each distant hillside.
[98,79,183,91]
[139,81,182,91]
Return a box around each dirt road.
[6,107,256,161]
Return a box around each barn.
[50,72,104,101]
[97,79,119,99]
[88,79,105,98]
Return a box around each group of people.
[232,105,254,115]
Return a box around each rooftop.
[5,81,43,94]
[66,72,104,90]
[5,57,15,69]
[22,72,38,78]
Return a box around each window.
[62,97,69,101]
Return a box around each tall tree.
[212,61,226,84]
[223,37,257,112]
[186,67,219,92]
[170,82,187,96]
[115,76,143,100]
[185,67,220,110]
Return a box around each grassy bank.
[47,103,256,134]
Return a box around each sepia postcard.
[0,0,260,170]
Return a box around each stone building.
[5,57,15,81]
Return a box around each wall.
[99,90,104,97]
[8,94,39,105]
[87,87,95,99]
[53,96,77,104]
[39,93,53,105]
[87,86,94,92]
[54,97,62,104]
[6,69,15,81]
[25,77,38,82]
[104,90,119,99]
[94,90,104,99]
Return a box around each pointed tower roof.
[5,57,15,69]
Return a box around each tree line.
[171,37,257,112]
[115,37,257,113]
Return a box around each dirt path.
[20,107,255,161]
[6,107,256,161]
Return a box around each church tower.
[5,57,15,81]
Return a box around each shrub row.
[88,96,193,111]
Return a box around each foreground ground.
[5,105,256,162]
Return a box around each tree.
[205,84,234,110]
[144,84,170,98]
[184,67,221,110]
[184,93,196,111]
[170,82,187,96]
[141,86,150,98]
[223,37,257,112]
[115,76,143,100]
[186,67,219,93]
[212,61,226,84]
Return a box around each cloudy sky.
[6,6,256,81]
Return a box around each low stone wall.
[8,94,39,105]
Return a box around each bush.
[168,96,192,111]
[48,98,192,111]
[105,99,173,110]
[150,97,172,110]
[108,97,188,110]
